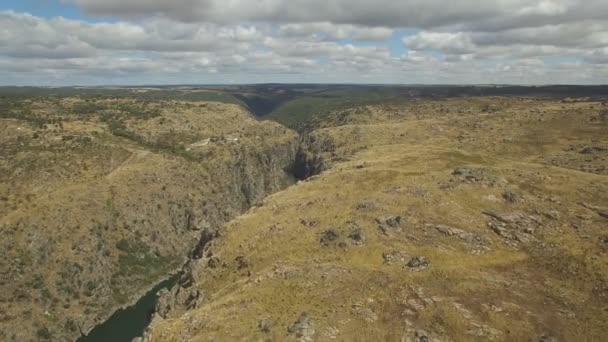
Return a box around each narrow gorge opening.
[77,133,324,342]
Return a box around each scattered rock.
[347,223,366,245]
[258,319,273,333]
[235,256,250,271]
[430,224,489,252]
[154,288,173,318]
[580,146,606,154]
[355,200,376,211]
[320,229,340,246]
[383,251,410,265]
[207,256,221,268]
[352,304,378,322]
[488,221,514,240]
[502,190,520,203]
[324,326,339,340]
[300,218,319,228]
[483,210,541,244]
[433,224,466,237]
[452,168,505,187]
[407,256,429,271]
[453,168,487,182]
[287,312,315,341]
[376,215,402,228]
[414,329,430,342]
[376,215,403,235]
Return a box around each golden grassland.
[148,97,608,341]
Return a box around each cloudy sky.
[1,0,607,85]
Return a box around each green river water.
[77,275,179,342]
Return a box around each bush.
[36,327,52,340]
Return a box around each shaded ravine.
[74,133,327,342]
[77,274,180,342]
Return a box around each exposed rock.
[352,304,378,322]
[191,227,219,260]
[580,146,606,154]
[502,190,520,203]
[347,223,366,245]
[376,215,402,228]
[183,289,203,310]
[452,168,505,187]
[258,319,273,333]
[293,132,335,180]
[433,224,466,237]
[407,256,429,271]
[488,221,514,239]
[355,200,376,211]
[324,326,340,340]
[207,256,221,269]
[414,329,430,342]
[430,224,489,252]
[287,312,315,341]
[320,230,340,246]
[300,218,319,228]
[153,288,173,319]
[235,256,250,271]
[453,168,486,182]
[483,210,541,244]
[376,215,404,235]
[383,251,410,265]
[154,284,204,320]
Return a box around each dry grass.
[148,97,608,341]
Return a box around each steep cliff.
[0,98,299,341]
[141,97,608,341]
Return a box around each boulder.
[502,190,520,203]
[407,256,430,271]
[287,312,315,341]
[320,229,340,246]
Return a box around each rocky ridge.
[141,97,608,341]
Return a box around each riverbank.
[78,270,182,342]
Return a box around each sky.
[0,0,607,85]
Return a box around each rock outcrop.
[0,99,302,342]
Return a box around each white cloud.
[2,0,608,84]
[279,23,393,41]
[65,0,608,31]
[404,32,475,55]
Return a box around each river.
[77,275,179,342]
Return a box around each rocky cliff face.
[140,97,608,342]
[0,98,300,341]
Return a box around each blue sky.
[0,0,606,85]
[1,0,83,19]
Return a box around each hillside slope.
[0,98,299,341]
[144,97,608,341]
